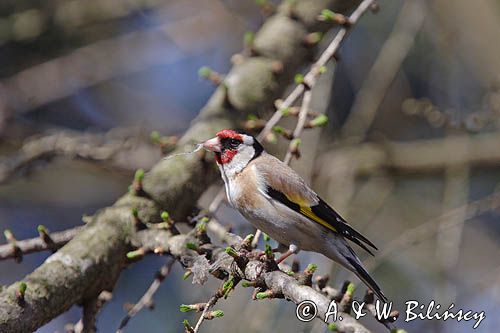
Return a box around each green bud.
[37,225,48,235]
[318,65,327,74]
[263,233,271,242]
[294,73,304,84]
[223,276,234,292]
[131,208,139,218]
[306,263,318,274]
[241,281,253,288]
[197,221,207,233]
[134,169,145,182]
[223,276,235,298]
[255,291,270,299]
[310,114,328,127]
[327,323,338,331]
[225,247,238,258]
[126,249,144,260]
[264,244,273,258]
[198,66,212,78]
[281,107,291,116]
[3,229,14,241]
[272,126,285,134]
[161,211,170,221]
[182,271,192,280]
[306,32,322,45]
[346,282,356,296]
[243,234,254,243]
[212,310,224,318]
[186,243,198,250]
[291,138,301,148]
[182,319,191,330]
[244,31,255,46]
[320,9,335,21]
[18,282,27,295]
[150,130,161,144]
[179,304,193,312]
[200,216,210,224]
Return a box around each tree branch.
[128,226,378,333]
[0,227,83,261]
[116,257,175,332]
[317,131,500,176]
[0,128,160,184]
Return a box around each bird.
[202,129,388,302]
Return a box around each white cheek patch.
[242,135,254,145]
[223,145,255,177]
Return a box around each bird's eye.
[229,138,240,146]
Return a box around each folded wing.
[254,154,377,255]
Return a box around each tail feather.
[346,256,388,303]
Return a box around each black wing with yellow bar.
[266,186,377,256]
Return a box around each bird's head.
[202,129,263,167]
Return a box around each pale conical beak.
[202,137,221,153]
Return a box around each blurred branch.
[0,0,167,45]
[317,131,500,176]
[364,191,500,271]
[0,128,161,184]
[70,291,113,333]
[116,257,175,333]
[341,0,426,142]
[0,22,191,117]
[436,157,469,301]
[0,1,368,331]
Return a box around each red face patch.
[216,129,243,141]
[214,129,242,165]
[219,149,237,164]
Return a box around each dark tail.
[346,256,388,303]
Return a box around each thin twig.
[257,85,305,141]
[341,0,426,142]
[0,226,82,261]
[69,291,113,333]
[283,90,312,164]
[116,257,176,333]
[192,293,221,333]
[257,0,376,142]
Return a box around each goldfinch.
[202,129,388,302]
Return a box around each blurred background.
[0,0,499,332]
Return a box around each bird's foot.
[275,244,299,265]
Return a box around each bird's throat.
[217,149,237,165]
